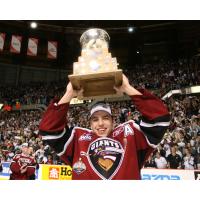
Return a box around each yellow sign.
[41,164,72,180]
[0,177,9,180]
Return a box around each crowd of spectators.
[145,95,200,169]
[126,59,200,97]
[1,59,200,106]
[0,81,65,106]
[0,59,200,170]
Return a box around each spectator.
[154,151,167,169]
[182,148,195,170]
[144,153,156,168]
[167,146,182,169]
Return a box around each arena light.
[128,27,134,33]
[30,22,38,29]
[0,103,3,110]
[136,51,140,54]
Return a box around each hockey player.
[9,143,37,180]
[39,74,170,180]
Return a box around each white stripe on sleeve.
[140,120,170,127]
[57,128,75,156]
[42,128,66,140]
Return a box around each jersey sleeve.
[131,89,170,146]
[27,158,37,178]
[10,154,21,173]
[39,99,75,164]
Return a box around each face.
[156,152,161,158]
[21,146,29,155]
[29,147,34,155]
[171,147,176,154]
[90,111,113,137]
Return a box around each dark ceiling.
[0,20,200,71]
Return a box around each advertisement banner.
[27,38,38,56]
[0,33,5,51]
[1,162,199,180]
[40,164,72,180]
[47,41,57,59]
[0,162,10,180]
[141,168,196,180]
[10,35,22,53]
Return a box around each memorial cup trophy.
[68,28,123,99]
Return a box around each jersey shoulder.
[112,120,136,138]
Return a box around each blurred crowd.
[0,81,65,106]
[1,59,200,106]
[126,59,200,97]
[145,95,200,169]
[0,59,200,170]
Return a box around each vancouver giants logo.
[87,138,124,180]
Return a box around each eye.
[91,118,98,122]
[103,116,110,120]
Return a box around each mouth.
[97,128,107,134]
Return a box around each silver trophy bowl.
[80,28,110,49]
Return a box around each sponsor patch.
[87,138,124,180]
[79,133,92,141]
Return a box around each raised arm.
[115,74,170,146]
[39,82,82,164]
[58,82,82,105]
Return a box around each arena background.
[0,20,200,180]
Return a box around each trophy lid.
[80,28,110,49]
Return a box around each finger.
[77,88,84,96]
[114,86,122,94]
[113,86,119,91]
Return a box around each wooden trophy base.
[68,70,123,99]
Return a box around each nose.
[98,118,104,126]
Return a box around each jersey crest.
[87,138,124,179]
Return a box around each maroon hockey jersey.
[39,89,170,180]
[10,153,37,180]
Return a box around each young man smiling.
[89,103,113,137]
[39,74,170,180]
